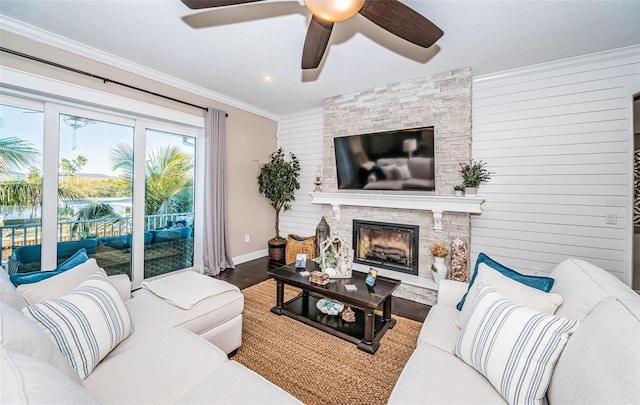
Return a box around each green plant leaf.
[257,147,301,239]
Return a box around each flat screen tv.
[334,126,435,191]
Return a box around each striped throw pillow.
[454,282,579,405]
[22,271,133,379]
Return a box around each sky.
[1,104,195,177]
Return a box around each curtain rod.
[1,47,228,117]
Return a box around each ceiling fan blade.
[180,0,264,10]
[359,0,443,48]
[301,15,334,70]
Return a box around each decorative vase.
[431,256,449,284]
[268,238,286,261]
[450,237,468,282]
[454,190,464,197]
[464,187,477,196]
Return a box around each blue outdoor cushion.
[10,248,90,286]
[14,245,42,264]
[99,232,153,249]
[151,227,192,244]
[456,252,555,310]
[56,239,98,257]
[100,235,131,250]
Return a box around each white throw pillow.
[17,258,106,305]
[454,282,579,405]
[22,271,133,379]
[393,164,412,180]
[455,262,563,329]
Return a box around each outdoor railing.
[1,212,193,264]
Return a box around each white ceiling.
[1,0,639,118]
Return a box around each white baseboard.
[232,249,268,265]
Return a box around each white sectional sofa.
[1,262,301,404]
[389,257,640,404]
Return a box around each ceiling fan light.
[305,0,365,22]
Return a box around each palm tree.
[71,202,120,239]
[0,139,77,215]
[145,146,193,215]
[110,143,133,184]
[0,137,40,176]
[72,155,88,185]
[110,143,193,216]
[0,181,79,215]
[60,158,76,186]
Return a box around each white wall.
[471,45,640,285]
[278,108,324,238]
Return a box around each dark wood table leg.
[357,309,379,354]
[271,280,285,315]
[302,289,309,314]
[383,296,397,328]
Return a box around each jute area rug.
[233,279,423,405]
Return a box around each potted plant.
[257,147,301,260]
[453,184,465,197]
[459,160,493,196]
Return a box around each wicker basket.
[285,234,317,265]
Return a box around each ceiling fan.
[180,0,444,69]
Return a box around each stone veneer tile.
[321,68,472,302]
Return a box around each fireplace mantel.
[309,192,485,231]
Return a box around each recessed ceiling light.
[262,75,275,83]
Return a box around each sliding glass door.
[57,112,135,277]
[143,129,196,278]
[1,94,201,284]
[0,97,44,273]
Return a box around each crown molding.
[474,44,640,85]
[0,16,281,122]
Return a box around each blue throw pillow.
[456,253,555,310]
[10,248,90,287]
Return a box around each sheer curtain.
[203,108,234,276]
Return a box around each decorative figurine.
[365,267,377,287]
[341,306,356,323]
[313,165,323,192]
[316,235,352,278]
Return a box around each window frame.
[1,67,205,286]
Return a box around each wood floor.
[215,256,430,322]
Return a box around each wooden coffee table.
[267,262,400,354]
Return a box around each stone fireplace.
[353,220,419,275]
[315,67,474,305]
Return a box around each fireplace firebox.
[352,220,419,275]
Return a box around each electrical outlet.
[244,234,250,243]
[605,212,617,225]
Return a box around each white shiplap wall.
[471,45,640,285]
[277,108,324,238]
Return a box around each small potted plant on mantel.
[453,184,465,197]
[256,147,301,261]
[459,160,493,196]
